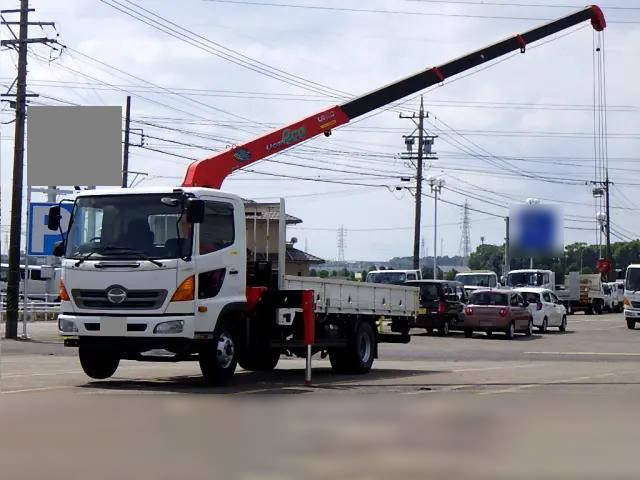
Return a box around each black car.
[406,280,468,336]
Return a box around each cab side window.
[489,276,496,288]
[542,292,552,303]
[406,273,416,281]
[199,201,235,255]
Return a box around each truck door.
[195,198,246,332]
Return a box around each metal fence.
[0,293,61,323]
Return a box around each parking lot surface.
[3,312,640,479]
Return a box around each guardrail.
[0,293,61,325]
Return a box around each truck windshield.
[455,274,491,287]
[626,268,640,292]
[65,193,192,260]
[507,272,542,288]
[366,272,407,285]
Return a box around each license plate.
[480,321,494,327]
[100,317,126,336]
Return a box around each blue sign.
[518,209,556,251]
[28,202,73,256]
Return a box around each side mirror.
[186,198,205,223]
[47,206,61,231]
[52,241,64,257]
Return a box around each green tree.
[319,270,329,278]
[309,268,318,277]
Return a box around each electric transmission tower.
[337,225,346,264]
[459,200,471,267]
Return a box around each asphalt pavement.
[3,312,640,479]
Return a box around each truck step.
[378,333,411,344]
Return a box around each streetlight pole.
[428,176,445,279]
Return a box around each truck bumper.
[57,313,201,340]
[624,309,640,318]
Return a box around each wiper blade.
[74,250,99,267]
[100,246,163,267]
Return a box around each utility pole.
[504,216,510,276]
[1,2,56,339]
[459,200,471,267]
[122,95,131,188]
[592,178,612,280]
[428,176,445,279]
[400,96,437,270]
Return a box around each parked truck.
[505,269,608,315]
[47,5,606,384]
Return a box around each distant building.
[245,202,324,276]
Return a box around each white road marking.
[452,364,536,373]
[2,385,76,394]
[479,372,616,395]
[525,351,640,356]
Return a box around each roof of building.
[249,246,324,264]
[244,202,302,224]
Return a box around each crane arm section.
[182,5,605,188]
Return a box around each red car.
[463,289,533,339]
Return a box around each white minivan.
[516,287,567,332]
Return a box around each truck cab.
[506,269,556,291]
[624,265,640,329]
[54,187,247,381]
[454,270,499,293]
[365,269,421,285]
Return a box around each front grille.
[72,288,167,310]
[632,301,640,309]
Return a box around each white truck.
[49,188,418,384]
[454,270,500,293]
[365,269,422,285]
[624,265,640,328]
[0,263,61,301]
[505,269,608,315]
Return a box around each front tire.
[559,315,567,332]
[627,319,636,330]
[79,347,120,379]
[237,348,280,372]
[464,329,473,338]
[199,329,237,386]
[330,321,376,374]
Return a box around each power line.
[204,0,640,23]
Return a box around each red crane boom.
[182,5,605,189]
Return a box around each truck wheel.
[504,322,514,340]
[439,320,450,337]
[594,300,603,315]
[330,321,376,374]
[79,347,120,379]
[585,307,593,315]
[237,348,280,372]
[627,319,636,330]
[199,329,237,386]
[559,316,567,332]
[464,329,473,338]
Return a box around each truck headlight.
[58,318,78,333]
[154,320,185,334]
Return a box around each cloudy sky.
[1,0,639,262]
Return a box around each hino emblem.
[106,286,127,304]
